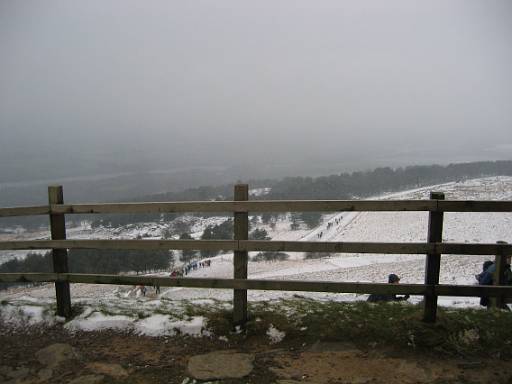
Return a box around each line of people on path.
[326,218,344,229]
[317,216,345,239]
[133,259,214,298]
[171,258,212,277]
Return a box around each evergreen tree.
[249,228,270,240]
[252,252,289,262]
[290,213,301,230]
[179,233,197,263]
[200,219,234,258]
[300,212,322,229]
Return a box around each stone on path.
[35,343,78,368]
[308,341,360,353]
[86,362,129,378]
[187,351,254,380]
[67,374,105,384]
[0,366,31,380]
[37,367,53,381]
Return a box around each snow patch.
[135,314,174,336]
[65,311,134,333]
[267,324,285,344]
[0,304,56,328]
[169,316,207,337]
[134,314,207,337]
[249,187,271,197]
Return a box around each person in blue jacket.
[476,257,512,308]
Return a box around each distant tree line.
[0,248,174,287]
[264,160,512,200]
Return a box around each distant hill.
[1,160,512,230]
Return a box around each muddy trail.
[1,324,511,384]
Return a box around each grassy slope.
[196,299,512,358]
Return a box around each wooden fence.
[1,184,512,325]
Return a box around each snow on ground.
[1,176,512,334]
[267,324,286,344]
[249,187,271,197]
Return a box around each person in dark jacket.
[367,274,410,303]
[476,257,512,308]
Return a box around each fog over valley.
[1,0,511,202]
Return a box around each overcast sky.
[1,0,511,181]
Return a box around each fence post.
[233,184,249,327]
[492,241,508,308]
[48,186,72,318]
[423,191,444,323]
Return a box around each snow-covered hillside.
[1,176,512,334]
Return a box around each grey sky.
[1,0,511,181]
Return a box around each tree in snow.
[249,228,270,240]
[179,233,197,263]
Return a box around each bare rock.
[35,343,78,368]
[187,351,254,380]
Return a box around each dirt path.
[1,324,511,384]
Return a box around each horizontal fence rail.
[3,273,512,298]
[1,184,512,325]
[0,273,431,294]
[0,206,50,217]
[1,239,512,256]
[2,199,512,218]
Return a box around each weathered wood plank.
[233,184,249,326]
[52,202,236,214]
[49,200,438,214]
[243,241,512,255]
[238,200,437,212]
[434,284,512,297]
[0,239,238,251]
[241,240,434,254]
[2,200,512,218]
[491,241,509,308]
[1,240,512,256]
[48,186,72,319]
[240,241,512,255]
[423,192,444,323]
[0,273,59,283]
[0,273,426,294]
[437,200,512,212]
[3,273,512,297]
[439,243,512,255]
[0,206,50,218]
